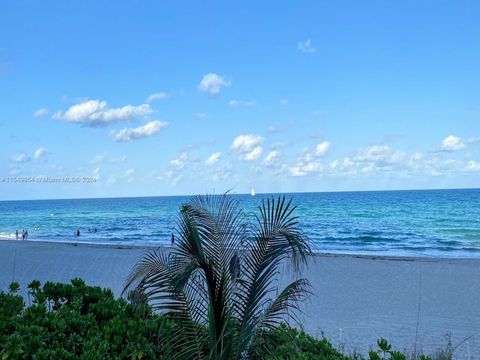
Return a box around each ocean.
[0,189,479,258]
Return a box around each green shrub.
[0,280,442,359]
[0,279,176,359]
[255,323,349,360]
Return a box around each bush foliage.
[0,279,176,359]
[0,280,438,359]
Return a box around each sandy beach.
[1,239,479,359]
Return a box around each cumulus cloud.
[170,152,188,169]
[11,154,30,163]
[198,73,230,96]
[288,151,323,177]
[297,39,315,53]
[111,120,168,142]
[206,152,221,166]
[355,145,405,165]
[146,92,168,102]
[34,147,47,160]
[290,161,322,177]
[229,99,256,108]
[33,108,49,118]
[315,141,331,157]
[264,150,279,166]
[287,144,409,178]
[441,135,466,151]
[231,134,264,161]
[244,147,263,161]
[53,99,153,127]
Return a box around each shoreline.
[1,238,478,263]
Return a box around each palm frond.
[258,278,312,330]
[124,194,312,360]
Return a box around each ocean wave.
[0,232,17,239]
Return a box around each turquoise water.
[0,189,479,258]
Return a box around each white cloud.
[196,112,208,119]
[289,161,322,177]
[198,73,230,96]
[165,171,184,186]
[11,154,30,163]
[162,151,194,186]
[441,135,466,151]
[125,168,134,176]
[53,99,153,127]
[229,99,256,108]
[231,134,264,161]
[288,151,323,177]
[33,108,49,118]
[146,92,168,102]
[206,152,221,166]
[34,147,47,160]
[170,152,188,169]
[466,160,480,172]
[111,120,168,142]
[315,141,331,157]
[284,142,330,177]
[264,150,279,166]
[355,145,405,165]
[297,39,315,53]
[244,147,263,161]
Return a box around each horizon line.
[1,186,479,202]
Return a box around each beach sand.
[1,240,479,359]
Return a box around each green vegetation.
[0,279,177,359]
[0,280,450,359]
[124,195,312,359]
[0,196,456,359]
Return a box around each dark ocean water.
[1,189,479,258]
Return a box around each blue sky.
[0,0,479,200]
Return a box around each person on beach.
[24,230,28,240]
[22,230,25,240]
[15,230,18,240]
[75,229,80,236]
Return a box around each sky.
[0,0,479,200]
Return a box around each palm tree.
[123,194,312,359]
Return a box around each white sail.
[251,188,256,196]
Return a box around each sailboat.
[251,188,256,196]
